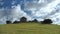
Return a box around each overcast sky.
[0,0,60,25]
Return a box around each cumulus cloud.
[24,0,54,10]
[0,4,32,24]
[11,4,32,21]
[0,8,11,24]
[24,0,60,24]
[24,0,55,19]
[10,5,23,21]
[0,0,60,25]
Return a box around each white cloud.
[12,1,16,5]
[24,0,60,24]
[10,4,32,22]
[0,2,4,5]
[0,0,60,25]
[24,0,54,10]
[0,8,9,24]
[24,0,56,18]
[38,0,47,3]
[0,4,32,24]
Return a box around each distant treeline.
[6,17,53,24]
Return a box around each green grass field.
[0,23,60,34]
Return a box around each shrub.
[41,19,53,24]
[13,21,20,24]
[20,17,27,23]
[6,20,12,24]
[32,19,38,23]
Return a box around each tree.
[20,17,27,23]
[13,21,20,24]
[41,19,53,24]
[6,20,12,24]
[32,19,38,23]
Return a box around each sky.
[0,0,60,25]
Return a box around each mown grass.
[0,23,60,34]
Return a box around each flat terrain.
[0,23,60,34]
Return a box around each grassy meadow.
[0,23,60,34]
